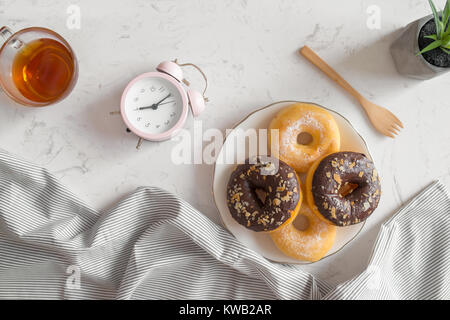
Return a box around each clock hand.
[157,93,172,103]
[136,93,172,111]
[134,100,174,111]
[151,93,172,110]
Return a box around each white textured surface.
[1,0,449,288]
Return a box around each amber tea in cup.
[12,38,76,103]
[0,26,78,107]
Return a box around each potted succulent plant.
[391,0,450,79]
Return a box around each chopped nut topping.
[331,207,336,218]
[363,202,370,211]
[333,173,342,184]
[372,169,378,182]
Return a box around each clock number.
[137,117,141,121]
[158,86,165,92]
[145,122,150,127]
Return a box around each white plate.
[213,101,373,264]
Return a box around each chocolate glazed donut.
[309,152,381,226]
[227,156,301,232]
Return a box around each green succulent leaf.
[441,47,450,53]
[444,0,450,36]
[443,1,450,26]
[439,20,445,38]
[429,0,442,37]
[445,26,450,37]
[443,34,450,47]
[425,34,438,40]
[417,39,443,55]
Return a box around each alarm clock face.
[121,72,188,141]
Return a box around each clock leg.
[136,137,144,150]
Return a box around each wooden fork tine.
[390,123,401,134]
[389,112,404,128]
[384,128,395,138]
[393,123,402,132]
[390,125,400,134]
[390,122,401,131]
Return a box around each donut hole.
[297,132,313,145]
[254,188,267,205]
[338,182,359,197]
[293,214,310,231]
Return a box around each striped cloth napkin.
[0,148,449,300]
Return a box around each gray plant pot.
[390,14,450,80]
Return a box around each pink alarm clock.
[120,60,207,146]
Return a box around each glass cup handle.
[0,26,23,49]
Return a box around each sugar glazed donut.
[306,151,381,226]
[227,156,302,232]
[268,103,340,173]
[270,201,336,262]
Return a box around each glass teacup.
[0,26,78,107]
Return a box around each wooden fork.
[299,45,403,138]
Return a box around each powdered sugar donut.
[270,200,336,262]
[268,103,340,173]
